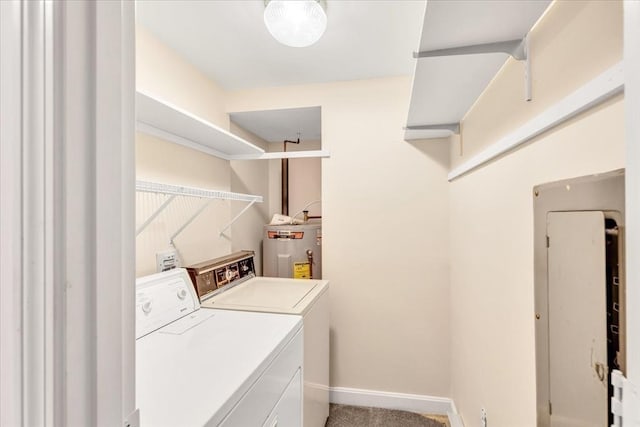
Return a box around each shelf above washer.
[136,91,331,160]
[136,91,266,160]
[404,0,551,141]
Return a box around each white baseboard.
[329,387,464,426]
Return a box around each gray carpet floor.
[325,404,446,427]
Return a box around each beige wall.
[137,26,229,128]
[136,27,268,276]
[227,77,452,397]
[229,123,270,275]
[287,140,322,219]
[288,155,322,218]
[448,1,624,425]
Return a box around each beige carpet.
[325,404,447,427]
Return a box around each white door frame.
[1,1,27,425]
[0,1,135,425]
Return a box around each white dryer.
[196,252,330,427]
[135,268,303,427]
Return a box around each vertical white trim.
[0,1,24,426]
[1,1,135,426]
[62,3,97,423]
[0,1,61,424]
[60,1,136,425]
[22,2,51,425]
[1,1,68,425]
[47,2,66,424]
[120,0,137,419]
[93,1,136,425]
[95,1,121,421]
[624,0,640,406]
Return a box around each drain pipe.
[282,137,300,215]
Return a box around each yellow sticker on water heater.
[293,262,311,279]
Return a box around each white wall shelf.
[232,150,331,160]
[448,62,624,181]
[135,180,263,240]
[404,0,551,141]
[137,91,330,160]
[136,90,265,160]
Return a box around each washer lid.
[136,309,302,427]
[202,277,329,314]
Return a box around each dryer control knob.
[177,289,188,300]
[141,301,152,314]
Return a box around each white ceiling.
[230,107,321,143]
[136,0,427,91]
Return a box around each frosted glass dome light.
[264,0,327,48]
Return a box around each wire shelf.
[135,180,263,239]
[136,180,262,203]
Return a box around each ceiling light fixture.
[264,0,327,48]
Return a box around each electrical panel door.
[547,211,607,427]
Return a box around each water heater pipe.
[281,137,300,215]
[306,249,314,278]
[289,199,322,224]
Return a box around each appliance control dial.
[177,288,187,300]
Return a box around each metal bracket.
[414,36,532,101]
[404,123,460,134]
[219,199,258,237]
[169,199,212,245]
[414,39,526,60]
[136,195,176,236]
[523,35,532,101]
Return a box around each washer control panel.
[213,256,255,290]
[186,251,256,301]
[135,268,200,339]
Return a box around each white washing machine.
[196,252,330,427]
[135,268,303,427]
